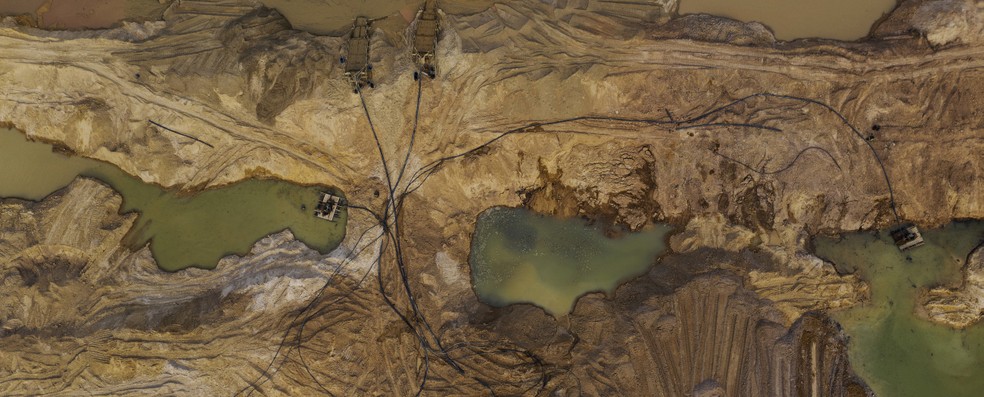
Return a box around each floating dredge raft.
[314,192,344,221]
[890,224,924,251]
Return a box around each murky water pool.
[679,0,897,40]
[815,222,984,397]
[0,0,491,33]
[0,128,346,271]
[0,0,167,29]
[469,207,673,315]
[0,0,896,41]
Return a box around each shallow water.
[469,207,673,315]
[0,128,346,271]
[679,0,897,41]
[815,222,984,397]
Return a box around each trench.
[0,128,346,271]
[815,221,984,397]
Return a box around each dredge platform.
[412,0,439,79]
[891,224,925,251]
[343,16,374,91]
[314,192,344,221]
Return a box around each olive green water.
[679,0,896,40]
[0,128,346,271]
[469,207,673,315]
[815,222,984,397]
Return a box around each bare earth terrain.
[1,0,983,395]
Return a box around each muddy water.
[0,0,167,29]
[469,207,673,315]
[0,128,346,271]
[679,0,897,40]
[1,0,896,40]
[815,222,984,397]
[258,0,490,34]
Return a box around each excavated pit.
[0,0,983,395]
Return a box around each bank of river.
[679,0,896,40]
[815,222,984,397]
[0,128,346,271]
[469,207,673,315]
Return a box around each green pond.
[815,222,984,397]
[469,207,673,315]
[0,128,346,271]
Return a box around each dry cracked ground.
[1,0,983,395]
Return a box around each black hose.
[402,92,902,225]
[241,90,903,396]
[713,145,842,175]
